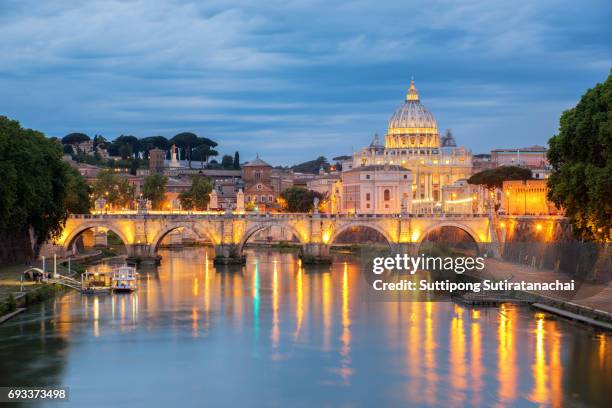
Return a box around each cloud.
[0,0,610,164]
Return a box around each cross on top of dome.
[406,78,419,102]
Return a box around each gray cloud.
[0,0,610,164]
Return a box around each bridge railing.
[69,212,491,220]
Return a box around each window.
[366,174,370,179]
[384,189,390,201]
[366,193,371,201]
[403,175,408,179]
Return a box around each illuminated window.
[384,189,391,201]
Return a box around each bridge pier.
[213,244,246,265]
[300,243,332,264]
[389,243,419,256]
[126,244,160,266]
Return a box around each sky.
[1,0,610,165]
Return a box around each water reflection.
[0,247,610,407]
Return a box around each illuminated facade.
[502,180,561,216]
[341,80,473,213]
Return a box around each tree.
[63,144,74,156]
[129,157,139,175]
[171,132,199,167]
[221,155,234,169]
[233,151,240,169]
[279,187,323,212]
[64,165,91,214]
[0,116,74,257]
[93,134,108,150]
[468,166,532,190]
[547,70,612,242]
[191,144,218,167]
[119,144,133,160]
[92,170,135,209]
[179,176,213,210]
[62,132,90,144]
[139,136,169,159]
[142,174,168,210]
[291,156,329,174]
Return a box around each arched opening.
[152,226,214,254]
[239,224,303,254]
[66,226,127,257]
[330,224,392,249]
[418,225,480,257]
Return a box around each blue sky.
[1,0,610,165]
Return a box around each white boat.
[111,266,139,292]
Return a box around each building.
[340,165,412,214]
[440,179,484,214]
[270,168,294,194]
[491,145,548,168]
[341,80,472,213]
[149,148,165,174]
[242,155,278,210]
[502,179,561,216]
[472,153,495,173]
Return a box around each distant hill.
[291,156,329,174]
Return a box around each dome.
[387,79,437,136]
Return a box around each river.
[0,247,610,407]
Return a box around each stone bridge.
[49,212,501,265]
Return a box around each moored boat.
[111,266,138,292]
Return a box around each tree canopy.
[62,133,90,144]
[547,69,612,242]
[0,117,90,249]
[92,169,135,209]
[291,156,329,174]
[142,174,168,210]
[278,187,323,213]
[467,166,532,190]
[179,176,213,211]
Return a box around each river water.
[0,247,610,407]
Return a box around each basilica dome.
[387,79,438,136]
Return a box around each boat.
[81,270,112,294]
[111,266,139,292]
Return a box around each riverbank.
[0,251,104,323]
[468,257,612,328]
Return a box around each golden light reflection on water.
[449,304,467,406]
[339,262,352,383]
[424,302,437,406]
[498,304,516,404]
[44,247,611,407]
[272,260,279,348]
[322,272,332,352]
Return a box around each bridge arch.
[328,222,393,246]
[238,222,306,254]
[63,222,130,253]
[149,224,217,256]
[417,222,482,255]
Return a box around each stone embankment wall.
[500,218,611,282]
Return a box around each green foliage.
[279,187,323,212]
[143,173,168,210]
[64,166,91,214]
[291,156,329,174]
[547,69,612,242]
[0,116,71,244]
[61,133,90,144]
[467,166,532,190]
[221,154,234,169]
[92,169,135,209]
[63,144,74,155]
[233,151,240,169]
[139,136,169,159]
[179,176,213,210]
